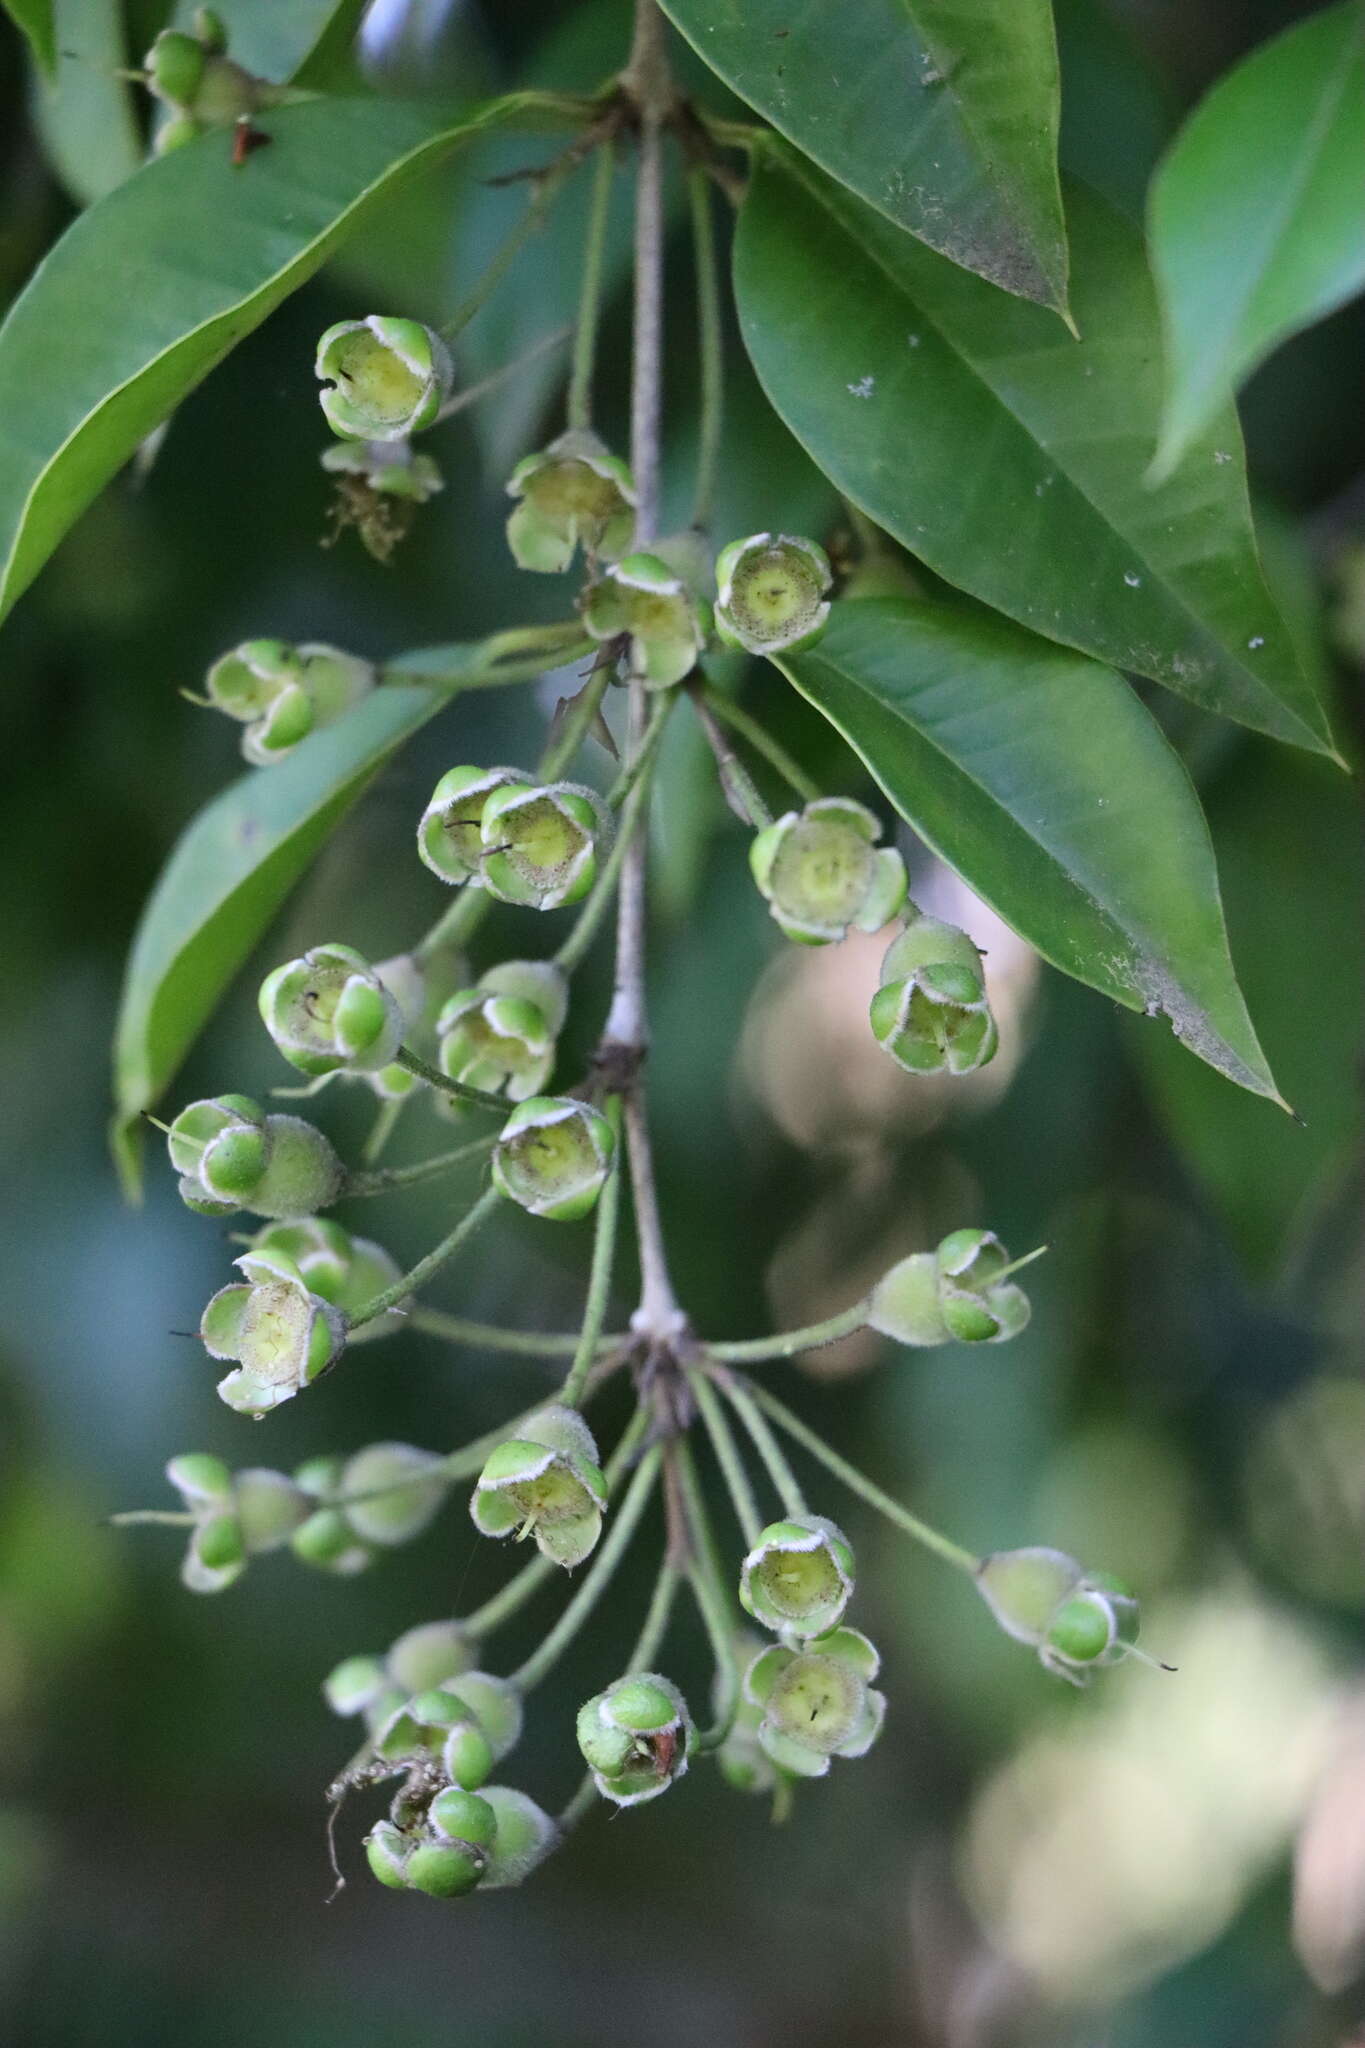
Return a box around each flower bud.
[193,8,227,53]
[143,25,264,126]
[505,429,636,572]
[750,798,906,945]
[249,1219,405,1343]
[232,1466,312,1550]
[339,1442,447,1547]
[165,1453,309,1593]
[869,1228,1031,1347]
[715,532,832,655]
[975,1548,1147,1684]
[478,782,607,910]
[744,1627,885,1779]
[428,1786,497,1849]
[145,29,206,108]
[404,1834,486,1898]
[364,1820,411,1889]
[155,115,202,154]
[869,912,998,1075]
[203,640,374,766]
[315,318,453,442]
[471,1404,607,1569]
[491,1097,615,1222]
[437,961,567,1104]
[169,1098,343,1218]
[323,1653,388,1718]
[386,1619,475,1696]
[200,1249,346,1416]
[290,1458,374,1576]
[477,1786,557,1890]
[739,1517,855,1639]
[417,765,523,886]
[583,552,708,689]
[259,943,404,1077]
[576,1674,693,1806]
[372,1669,520,1780]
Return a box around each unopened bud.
[315,318,453,442]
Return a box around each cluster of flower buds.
[259,943,405,1078]
[366,1785,556,1898]
[576,1674,693,1806]
[491,1097,615,1221]
[507,430,636,572]
[166,1096,342,1217]
[143,10,278,154]
[325,1618,475,1734]
[975,1547,1148,1684]
[200,640,374,766]
[436,961,567,1104]
[291,1443,449,1575]
[870,908,998,1075]
[715,532,833,656]
[165,1453,312,1593]
[471,1406,607,1569]
[869,1229,1032,1347]
[751,797,907,944]
[418,766,607,908]
[315,317,453,443]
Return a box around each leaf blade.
[1149,2,1365,477]
[735,144,1337,758]
[779,598,1282,1103]
[658,0,1069,311]
[4,0,55,74]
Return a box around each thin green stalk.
[390,1047,509,1114]
[672,1438,741,1750]
[510,1444,662,1693]
[626,1553,681,1670]
[689,689,772,828]
[708,1299,870,1364]
[566,139,616,432]
[740,1376,980,1577]
[109,1510,196,1528]
[440,149,586,342]
[558,1096,624,1408]
[699,686,822,804]
[553,703,669,973]
[348,1182,502,1328]
[382,642,589,693]
[435,323,572,423]
[715,1374,806,1518]
[538,661,613,781]
[345,1133,496,1200]
[408,1306,602,1356]
[360,1095,404,1167]
[688,168,724,532]
[605,690,672,807]
[687,1368,761,1546]
[414,883,492,967]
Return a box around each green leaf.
[33,0,143,207]
[0,91,566,628]
[166,0,365,86]
[735,145,1338,760]
[4,0,55,74]
[1149,3,1365,479]
[778,598,1282,1104]
[658,0,1069,313]
[110,681,448,1198]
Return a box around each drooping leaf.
[0,91,569,627]
[735,144,1337,759]
[111,681,447,1196]
[4,0,55,74]
[1148,2,1365,479]
[166,0,366,86]
[658,0,1069,313]
[33,0,143,207]
[778,598,1282,1104]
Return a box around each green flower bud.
[183,1509,245,1593]
[583,552,708,689]
[428,1787,497,1848]
[364,1819,412,1890]
[232,1466,312,1550]
[249,1218,406,1344]
[744,1627,885,1779]
[144,26,264,126]
[478,782,607,910]
[410,1835,486,1898]
[323,1653,388,1717]
[339,1442,447,1547]
[145,29,207,108]
[386,1620,475,1696]
[739,1517,855,1639]
[199,1249,346,1417]
[975,1546,1084,1645]
[869,1229,1031,1347]
[505,429,636,572]
[168,1097,343,1218]
[750,798,907,945]
[259,943,404,1077]
[975,1548,1148,1684]
[165,1454,309,1593]
[576,1673,693,1807]
[477,1786,557,1890]
[437,961,568,1103]
[417,765,523,886]
[371,1669,520,1780]
[715,532,832,655]
[491,1096,616,1223]
[193,8,227,54]
[154,115,202,154]
[869,912,998,1076]
[291,1508,372,1576]
[203,640,374,766]
[439,1671,523,1761]
[471,1404,607,1569]
[315,317,453,442]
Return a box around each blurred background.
[1,1,1363,2042]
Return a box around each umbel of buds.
[576,1674,693,1806]
[165,1453,311,1594]
[289,1444,447,1577]
[437,961,568,1103]
[203,640,374,765]
[471,1405,607,1569]
[583,552,708,688]
[492,1096,616,1221]
[249,1218,406,1344]
[975,1548,1148,1684]
[739,1517,855,1638]
[259,943,404,1077]
[750,798,907,945]
[366,1785,556,1897]
[144,14,275,152]
[371,1670,523,1789]
[166,1096,342,1218]
[199,1249,346,1417]
[869,1229,1032,1347]
[870,910,998,1075]
[744,1627,885,1779]
[506,429,636,572]
[417,765,522,886]
[478,781,607,910]
[315,318,453,441]
[715,532,832,655]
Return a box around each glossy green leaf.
[1149,3,1365,479]
[735,145,1337,759]
[166,0,365,85]
[33,0,143,206]
[4,0,55,73]
[110,681,448,1197]
[0,91,564,627]
[658,0,1068,312]
[779,598,1281,1103]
